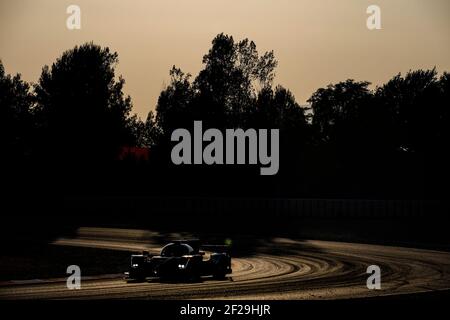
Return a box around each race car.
[125,239,232,281]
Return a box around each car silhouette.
[125,239,232,281]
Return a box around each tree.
[250,85,308,144]
[193,33,278,128]
[307,80,380,195]
[0,60,33,160]
[375,69,441,154]
[308,80,373,144]
[374,69,449,197]
[132,111,160,148]
[34,43,137,163]
[154,33,280,142]
[438,72,450,148]
[155,66,194,137]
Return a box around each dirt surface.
[1,228,450,300]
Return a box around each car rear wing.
[171,239,231,254]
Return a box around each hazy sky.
[1,0,449,119]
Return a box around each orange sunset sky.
[1,0,449,119]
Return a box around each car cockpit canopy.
[160,243,195,257]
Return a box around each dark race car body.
[125,240,232,281]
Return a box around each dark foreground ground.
[0,245,130,282]
[1,226,450,300]
[2,211,449,282]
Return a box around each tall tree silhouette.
[155,66,194,137]
[194,34,278,128]
[150,34,309,195]
[438,72,450,149]
[156,34,277,136]
[155,33,279,136]
[309,80,373,144]
[153,33,283,169]
[252,85,307,131]
[133,110,159,148]
[34,43,137,164]
[250,85,309,186]
[374,69,450,197]
[376,69,443,155]
[308,80,382,195]
[0,61,33,160]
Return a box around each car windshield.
[131,256,144,264]
[160,243,194,257]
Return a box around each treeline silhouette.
[1,34,449,201]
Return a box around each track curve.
[1,238,450,300]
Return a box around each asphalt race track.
[1,230,450,300]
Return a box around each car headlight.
[132,263,139,268]
[178,264,186,269]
